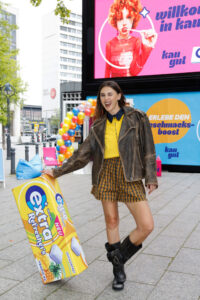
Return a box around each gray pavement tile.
[0,259,12,269]
[143,234,185,257]
[46,288,93,300]
[0,239,32,261]
[169,248,200,276]
[82,229,107,249]
[0,229,27,251]
[161,220,197,238]
[61,260,112,296]
[0,272,63,300]
[126,254,171,285]
[183,196,200,215]
[96,281,153,300]
[184,226,200,250]
[157,200,189,216]
[148,271,200,300]
[81,244,104,265]
[153,214,175,229]
[76,220,105,244]
[0,219,24,235]
[0,254,38,281]
[0,277,20,295]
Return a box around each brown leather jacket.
[53,106,158,187]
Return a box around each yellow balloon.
[58,154,65,162]
[64,117,71,125]
[67,111,74,119]
[57,139,64,146]
[78,112,85,120]
[87,99,93,105]
[67,145,74,153]
[62,123,69,132]
[58,128,64,135]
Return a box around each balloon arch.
[56,98,96,164]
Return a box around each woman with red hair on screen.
[105,0,157,78]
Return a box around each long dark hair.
[95,81,126,120]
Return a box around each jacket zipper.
[91,127,105,184]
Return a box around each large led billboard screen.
[94,0,200,79]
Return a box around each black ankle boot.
[121,236,142,264]
[105,242,126,291]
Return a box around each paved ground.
[1,144,200,300]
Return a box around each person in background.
[105,0,157,78]
[42,80,158,291]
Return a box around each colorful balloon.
[92,99,97,106]
[57,139,64,146]
[72,107,80,116]
[67,145,74,153]
[78,112,85,120]
[69,136,75,143]
[58,154,65,162]
[62,133,69,140]
[90,106,95,117]
[65,140,72,147]
[56,145,60,152]
[60,122,64,128]
[78,104,85,112]
[60,145,67,154]
[84,108,91,116]
[77,118,83,125]
[68,129,75,136]
[58,128,64,136]
[72,116,78,123]
[75,124,80,131]
[87,98,93,105]
[65,151,72,159]
[64,117,71,125]
[67,111,74,119]
[62,123,69,132]
[69,122,76,130]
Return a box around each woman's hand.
[147,184,157,194]
[141,29,158,48]
[41,169,54,177]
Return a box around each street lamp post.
[2,83,15,160]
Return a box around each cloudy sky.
[5,0,82,105]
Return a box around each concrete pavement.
[1,144,200,299]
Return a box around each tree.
[0,2,27,147]
[30,0,71,24]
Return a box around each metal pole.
[10,148,15,174]
[25,145,29,161]
[49,142,52,147]
[6,96,11,160]
[35,144,39,155]
[43,142,46,147]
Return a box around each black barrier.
[10,148,15,174]
[49,142,52,147]
[25,145,29,162]
[43,143,46,148]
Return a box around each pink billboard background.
[94,0,200,79]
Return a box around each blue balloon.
[75,124,80,131]
[72,107,80,116]
[68,129,75,136]
[56,145,60,152]
[65,140,72,147]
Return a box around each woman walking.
[42,80,158,291]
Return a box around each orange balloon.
[65,151,72,159]
[69,122,76,130]
[90,106,95,117]
[92,99,97,106]
[69,136,75,143]
[77,118,83,125]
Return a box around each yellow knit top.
[104,115,124,159]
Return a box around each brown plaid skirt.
[91,157,147,202]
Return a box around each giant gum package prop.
[12,174,88,283]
